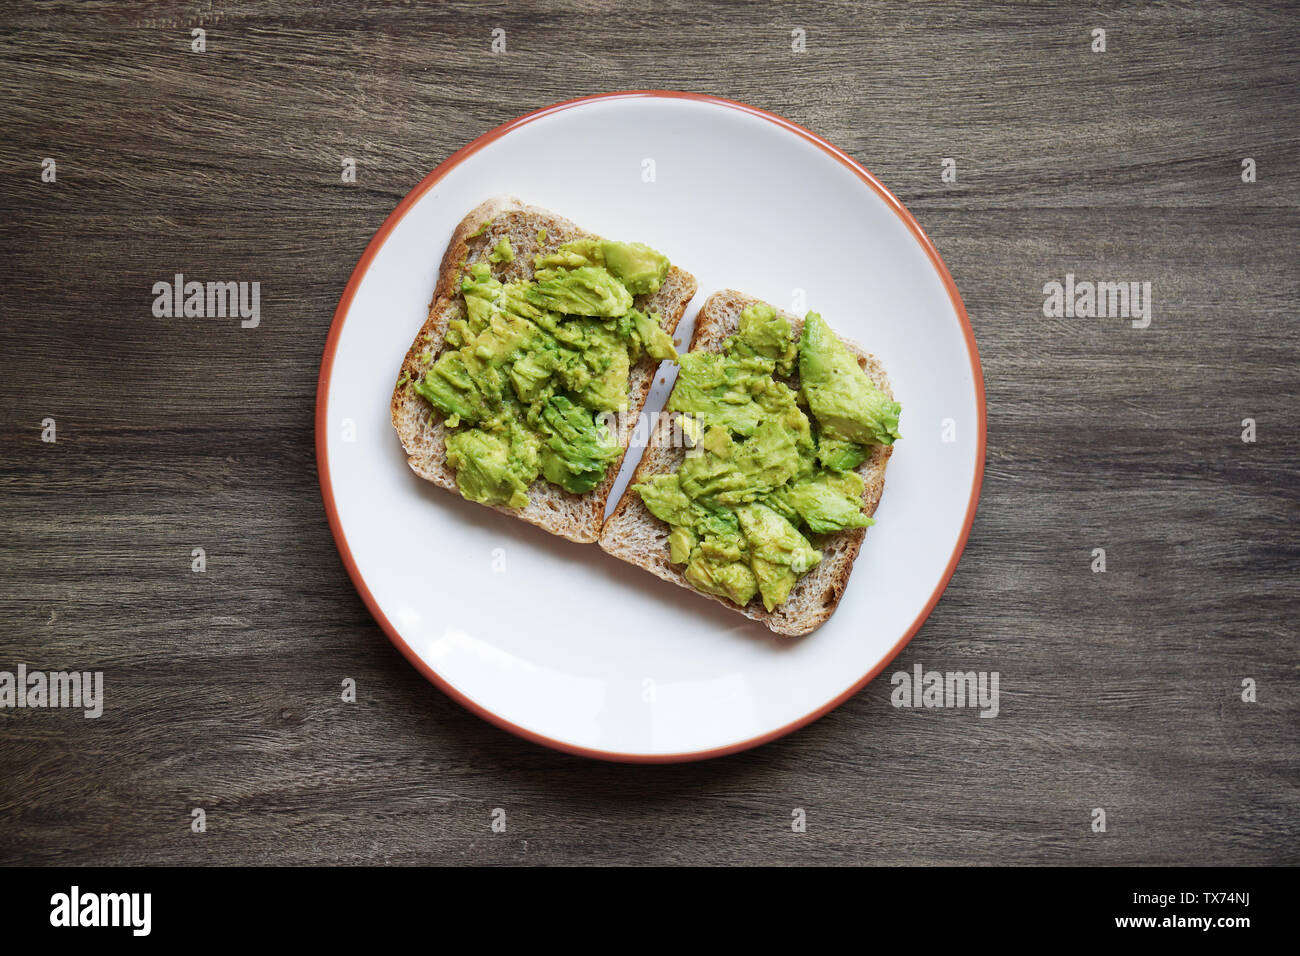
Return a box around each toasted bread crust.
[390,197,697,543]
[598,290,895,635]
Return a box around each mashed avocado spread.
[413,232,676,507]
[634,305,901,612]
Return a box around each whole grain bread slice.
[391,197,697,543]
[598,290,895,636]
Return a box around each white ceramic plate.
[317,92,984,762]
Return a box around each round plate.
[317,91,985,762]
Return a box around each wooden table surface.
[1,1,1296,866]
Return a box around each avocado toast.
[391,197,698,543]
[599,290,899,636]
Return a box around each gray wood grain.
[0,0,1296,865]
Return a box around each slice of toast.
[391,197,698,543]
[598,290,895,636]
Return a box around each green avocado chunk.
[410,235,675,508]
[667,526,697,564]
[685,554,758,607]
[667,351,810,442]
[534,239,670,296]
[776,470,875,534]
[524,265,633,317]
[600,241,671,295]
[413,293,546,425]
[532,238,603,274]
[413,351,496,423]
[634,304,897,612]
[535,395,621,494]
[799,312,901,446]
[815,434,871,472]
[444,423,539,509]
[677,423,805,508]
[619,309,677,362]
[636,473,702,527]
[733,302,797,376]
[736,502,822,611]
